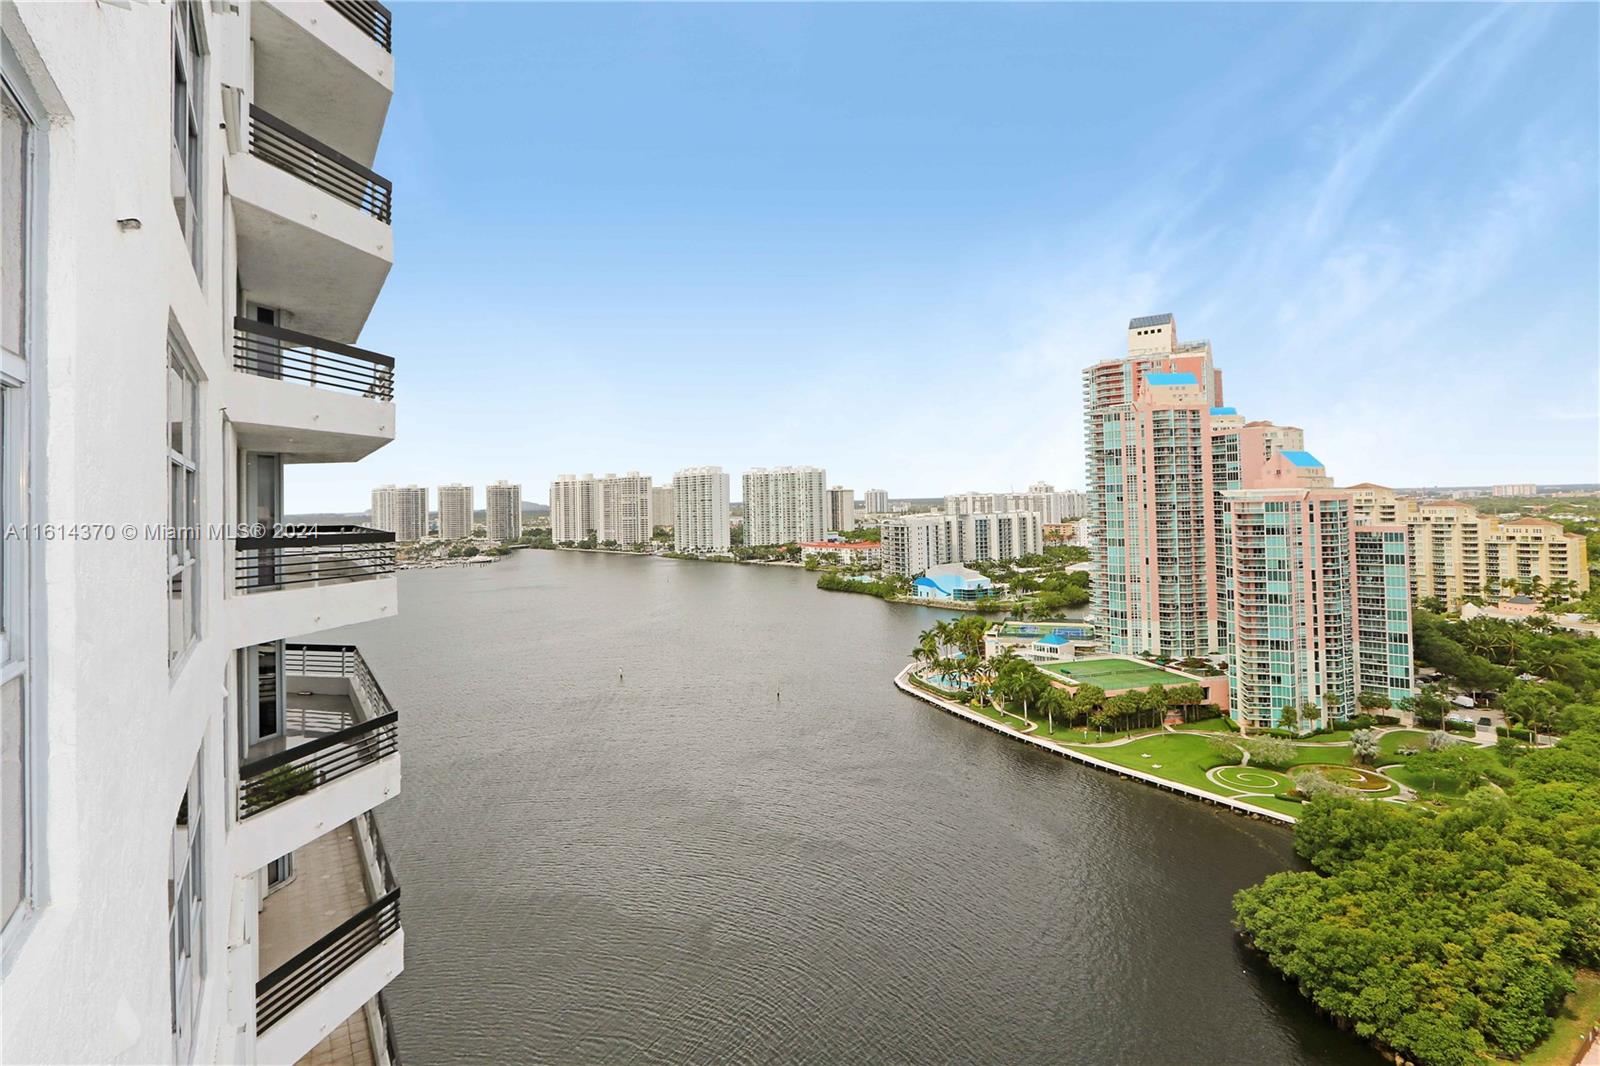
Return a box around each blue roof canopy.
[1281,450,1324,468]
[1146,371,1197,387]
[1210,406,1237,415]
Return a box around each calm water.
[329,550,1374,1065]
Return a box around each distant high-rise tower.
[650,484,676,531]
[485,481,523,542]
[437,483,474,540]
[372,484,427,542]
[674,466,732,551]
[863,489,890,514]
[599,472,652,545]
[742,466,828,546]
[826,486,856,533]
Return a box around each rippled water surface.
[331,550,1374,1065]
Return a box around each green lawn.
[1385,765,1474,798]
[1065,734,1232,792]
[1503,970,1600,1066]
[1173,717,1236,733]
[1039,657,1195,691]
[1378,729,1431,758]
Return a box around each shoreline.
[891,663,1297,826]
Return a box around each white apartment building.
[944,486,1083,525]
[599,472,651,545]
[649,484,675,531]
[437,483,474,540]
[485,480,523,543]
[548,473,651,545]
[3,3,406,1064]
[742,466,828,546]
[863,489,890,514]
[673,467,731,552]
[880,512,1043,575]
[549,473,604,543]
[826,486,856,533]
[1492,483,1538,498]
[372,484,427,543]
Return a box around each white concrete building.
[673,466,731,552]
[598,472,651,545]
[945,486,1084,525]
[485,480,523,543]
[1492,483,1538,498]
[437,483,474,540]
[3,3,406,1063]
[881,512,1044,575]
[649,484,675,532]
[863,489,890,515]
[881,515,947,577]
[549,473,603,544]
[742,466,827,546]
[548,473,651,545]
[372,484,427,542]
[825,486,856,534]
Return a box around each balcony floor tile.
[259,820,370,974]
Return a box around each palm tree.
[1039,686,1068,737]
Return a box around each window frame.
[170,1,207,276]
[0,43,48,964]
[169,749,206,1059]
[168,334,202,670]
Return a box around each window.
[169,752,205,1056]
[171,2,205,274]
[1,68,39,938]
[168,341,200,665]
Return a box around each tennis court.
[1040,658,1191,691]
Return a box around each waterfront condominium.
[650,484,675,531]
[549,473,652,545]
[742,466,828,546]
[486,480,524,543]
[599,472,653,545]
[550,473,605,543]
[674,466,733,552]
[826,486,857,533]
[880,511,1044,576]
[3,3,408,1062]
[943,485,1085,525]
[1084,314,1414,732]
[863,488,890,514]
[437,483,474,540]
[1345,485,1589,607]
[373,484,428,542]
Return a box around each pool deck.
[895,664,1296,826]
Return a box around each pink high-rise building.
[1084,314,1414,732]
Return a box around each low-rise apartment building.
[880,511,1043,575]
[1346,485,1590,606]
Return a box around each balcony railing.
[328,0,393,53]
[239,644,399,820]
[234,317,395,401]
[249,104,392,222]
[235,526,395,593]
[257,811,401,1033]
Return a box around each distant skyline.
[289,3,1599,514]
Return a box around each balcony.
[228,318,395,461]
[256,813,404,1065]
[229,528,396,647]
[234,646,401,874]
[252,0,392,164]
[232,105,393,343]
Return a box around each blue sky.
[291,2,1599,513]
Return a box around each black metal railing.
[328,0,392,53]
[376,990,404,1066]
[234,317,395,400]
[234,526,395,593]
[238,644,399,820]
[248,104,392,222]
[256,886,400,1032]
